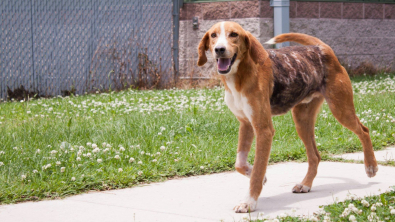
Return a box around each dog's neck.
[220,54,257,93]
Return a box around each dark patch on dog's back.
[267,46,327,115]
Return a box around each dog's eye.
[211,33,217,38]
[230,32,238,37]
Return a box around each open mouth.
[216,53,237,74]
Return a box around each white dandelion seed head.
[33,169,38,173]
[102,142,107,147]
[21,175,27,180]
[56,161,61,166]
[92,143,97,149]
[76,157,81,161]
[129,157,135,163]
[36,149,41,153]
[152,159,157,162]
[140,151,145,155]
[71,177,76,181]
[138,161,142,164]
[160,146,165,151]
[119,147,125,152]
[92,148,100,153]
[118,168,123,172]
[114,155,120,160]
[87,142,92,147]
[200,166,204,169]
[138,171,143,175]
[97,159,102,163]
[61,167,65,173]
[86,152,92,157]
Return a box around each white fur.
[235,151,253,177]
[214,22,228,49]
[224,73,253,123]
[265,37,276,45]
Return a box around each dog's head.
[197,21,266,75]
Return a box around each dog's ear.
[197,32,209,66]
[245,31,268,65]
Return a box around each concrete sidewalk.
[1,160,395,222]
[334,146,395,162]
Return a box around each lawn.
[253,187,395,222]
[0,73,394,204]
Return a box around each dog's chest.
[224,77,253,121]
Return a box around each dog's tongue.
[217,58,231,71]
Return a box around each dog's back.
[268,46,328,115]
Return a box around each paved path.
[334,146,395,162]
[1,158,395,222]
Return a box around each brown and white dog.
[197,21,378,213]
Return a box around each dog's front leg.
[234,102,274,213]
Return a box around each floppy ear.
[197,32,209,66]
[245,31,268,65]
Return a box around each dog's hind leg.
[323,67,378,177]
[291,95,325,193]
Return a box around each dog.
[197,21,378,213]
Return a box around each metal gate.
[1,0,179,100]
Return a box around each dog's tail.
[265,33,333,53]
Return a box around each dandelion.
[138,161,142,164]
[391,209,395,215]
[86,152,92,157]
[114,155,120,160]
[50,150,58,155]
[152,159,157,162]
[87,142,92,147]
[158,132,162,135]
[97,168,103,172]
[119,147,125,152]
[21,175,27,180]
[56,161,61,166]
[118,168,123,172]
[92,148,100,153]
[61,167,65,173]
[92,143,97,149]
[200,166,204,169]
[129,157,135,163]
[156,152,161,155]
[138,171,143,175]
[160,146,166,151]
[76,157,81,161]
[103,148,110,153]
[174,159,178,162]
[106,144,111,148]
[36,149,41,154]
[71,177,76,181]
[160,126,166,131]
[102,142,107,147]
[33,169,38,173]
[140,151,145,155]
[0,162,4,167]
[97,159,102,163]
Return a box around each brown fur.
[197,22,378,213]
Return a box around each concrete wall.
[179,1,395,78]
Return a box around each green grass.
[252,187,395,222]
[0,73,394,204]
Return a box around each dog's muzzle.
[216,53,237,74]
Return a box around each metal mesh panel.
[1,0,174,99]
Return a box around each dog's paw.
[263,175,267,185]
[292,184,311,193]
[233,198,257,213]
[365,165,378,178]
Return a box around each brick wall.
[179,1,395,77]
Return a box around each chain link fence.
[1,0,176,100]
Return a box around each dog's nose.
[215,46,226,55]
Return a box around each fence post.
[172,0,183,84]
[270,0,290,48]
